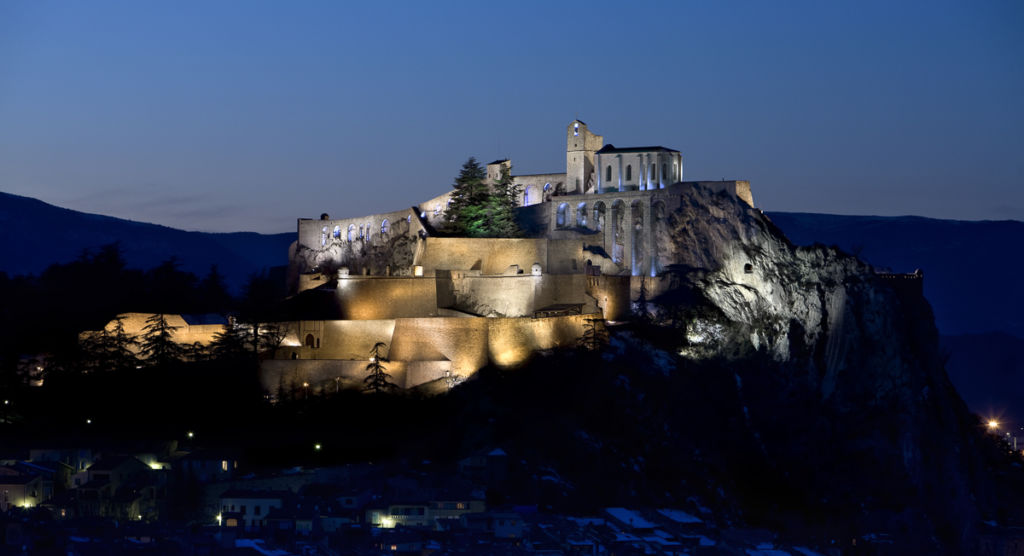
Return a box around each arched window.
[321,227,328,246]
[407,215,412,224]
[606,166,612,182]
[304,334,315,348]
[556,203,568,228]
[381,219,389,235]
[333,225,341,239]
[364,222,371,241]
[663,163,668,183]
[576,202,587,227]
[358,225,364,239]
[523,188,530,205]
[625,165,632,181]
[544,182,551,192]
[347,224,355,241]
[649,165,655,181]
[593,202,606,232]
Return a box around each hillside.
[0,191,293,292]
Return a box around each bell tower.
[566,120,603,194]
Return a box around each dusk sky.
[1,1,1021,233]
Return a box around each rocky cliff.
[643,185,1001,550]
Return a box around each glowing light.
[302,382,309,388]
[3,400,8,405]
[380,516,395,528]
[988,420,1000,429]
[20,500,34,509]
[314,443,322,451]
[216,513,223,526]
[187,431,194,439]
[86,418,92,424]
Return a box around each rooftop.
[596,144,679,154]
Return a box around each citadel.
[264,120,755,392]
[86,120,757,393]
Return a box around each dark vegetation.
[441,157,521,238]
[1,243,1022,553]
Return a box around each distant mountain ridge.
[0,191,293,292]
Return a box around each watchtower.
[566,120,603,194]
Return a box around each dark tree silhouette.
[81,316,139,373]
[363,341,397,394]
[578,317,609,351]
[139,313,185,367]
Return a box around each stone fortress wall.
[273,119,756,392]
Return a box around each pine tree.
[139,313,185,368]
[81,317,139,373]
[488,164,522,237]
[210,322,251,361]
[578,317,609,351]
[363,342,397,394]
[443,157,489,237]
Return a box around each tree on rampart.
[82,316,139,373]
[489,164,522,237]
[444,158,521,238]
[140,313,185,367]
[445,157,489,236]
[364,341,397,394]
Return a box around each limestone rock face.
[657,185,988,550]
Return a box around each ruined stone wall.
[516,173,568,206]
[294,208,423,281]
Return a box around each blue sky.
[1,0,1021,233]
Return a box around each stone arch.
[576,202,587,227]
[332,225,341,239]
[630,200,645,276]
[365,222,371,241]
[320,227,328,246]
[556,202,569,228]
[593,201,606,232]
[611,199,626,264]
[381,219,389,235]
[347,224,355,242]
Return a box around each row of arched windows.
[605,162,673,187]
[319,217,404,246]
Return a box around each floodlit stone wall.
[80,313,225,354]
[262,313,588,391]
[332,277,440,319]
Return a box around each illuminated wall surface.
[262,314,589,391]
[80,313,225,355]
